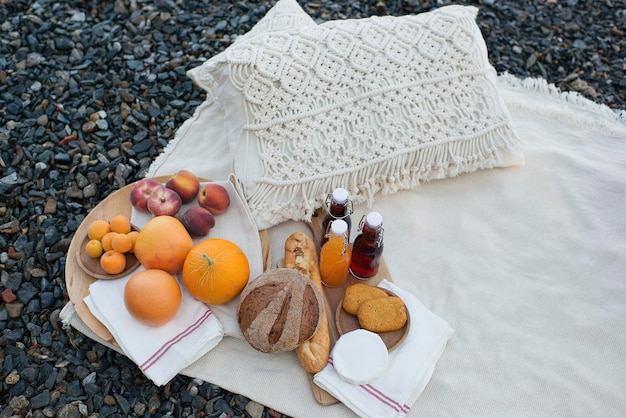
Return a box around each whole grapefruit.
[134,216,194,274]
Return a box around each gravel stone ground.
[0,0,624,417]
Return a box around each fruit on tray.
[129,174,232,233]
[147,185,182,216]
[182,238,250,305]
[100,250,126,275]
[88,219,111,241]
[197,183,230,215]
[109,214,132,234]
[111,233,133,253]
[126,230,139,253]
[84,215,137,275]
[180,206,215,237]
[165,169,200,203]
[129,178,162,213]
[100,232,117,252]
[85,239,104,259]
[124,269,182,327]
[133,216,193,274]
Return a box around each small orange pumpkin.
[182,238,250,305]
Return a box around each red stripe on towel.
[327,355,410,414]
[361,384,411,414]
[140,309,214,371]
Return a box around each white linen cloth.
[82,179,264,386]
[314,280,454,418]
[62,75,626,417]
[84,279,223,386]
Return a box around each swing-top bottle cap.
[332,188,349,204]
[330,219,348,235]
[365,211,383,228]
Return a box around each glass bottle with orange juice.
[320,219,352,287]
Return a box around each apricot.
[112,233,133,253]
[110,214,131,234]
[100,250,126,275]
[101,232,118,252]
[85,239,104,259]
[88,220,110,241]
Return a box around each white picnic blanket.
[62,75,626,417]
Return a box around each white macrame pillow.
[189,0,524,229]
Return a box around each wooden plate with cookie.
[335,284,411,351]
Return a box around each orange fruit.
[127,230,139,253]
[124,269,182,327]
[134,216,193,274]
[110,214,132,234]
[88,220,110,241]
[112,233,133,253]
[100,250,126,275]
[182,238,250,305]
[85,239,104,258]
[100,232,118,252]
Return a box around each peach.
[181,206,216,237]
[165,170,200,203]
[197,183,230,215]
[147,185,182,216]
[130,178,162,212]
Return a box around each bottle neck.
[361,224,381,242]
[329,231,347,242]
[329,201,348,218]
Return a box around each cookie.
[357,296,407,333]
[342,283,389,315]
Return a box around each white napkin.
[83,179,264,385]
[314,279,454,418]
[85,275,223,386]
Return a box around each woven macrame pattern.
[190,2,523,227]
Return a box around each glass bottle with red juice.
[350,211,384,280]
[320,188,353,249]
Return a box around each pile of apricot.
[86,215,138,275]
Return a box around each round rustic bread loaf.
[237,268,323,353]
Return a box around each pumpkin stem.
[202,253,215,267]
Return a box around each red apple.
[197,183,230,215]
[147,185,182,216]
[181,206,216,237]
[130,178,162,213]
[165,169,200,203]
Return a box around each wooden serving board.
[64,176,271,345]
[305,209,393,406]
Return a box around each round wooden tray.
[335,288,410,352]
[65,176,271,345]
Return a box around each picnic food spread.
[72,168,413,404]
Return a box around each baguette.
[285,232,330,373]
